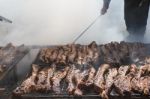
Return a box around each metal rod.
[0,16,12,23]
[73,15,100,44]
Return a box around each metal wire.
[73,15,101,44]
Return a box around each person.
[101,0,150,42]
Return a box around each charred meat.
[93,64,110,97]
[51,66,69,94]
[13,64,40,95]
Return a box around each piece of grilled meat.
[0,65,6,73]
[85,66,96,87]
[131,64,150,95]
[102,67,118,99]
[36,68,48,91]
[67,44,77,64]
[93,64,110,98]
[74,68,89,96]
[66,65,79,95]
[88,41,99,65]
[44,64,56,91]
[0,43,26,72]
[113,65,131,96]
[76,46,85,65]
[35,64,56,92]
[51,66,69,94]
[113,64,138,96]
[13,64,40,95]
[41,48,52,63]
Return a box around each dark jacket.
[102,0,150,35]
[103,0,111,10]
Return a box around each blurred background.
[0,0,149,46]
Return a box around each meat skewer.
[67,44,77,64]
[66,65,79,95]
[131,64,150,95]
[36,67,48,91]
[45,64,56,91]
[74,68,89,96]
[102,67,118,99]
[85,66,96,87]
[51,66,69,94]
[13,64,40,95]
[93,64,110,98]
[113,65,130,96]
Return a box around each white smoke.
[1,0,148,46]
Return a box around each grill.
[1,43,150,99]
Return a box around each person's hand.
[101,7,107,15]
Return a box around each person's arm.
[101,0,111,15]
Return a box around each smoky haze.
[0,0,149,46]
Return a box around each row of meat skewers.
[14,63,150,99]
[39,41,146,67]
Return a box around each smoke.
[0,0,147,46]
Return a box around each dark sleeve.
[0,16,2,21]
[103,0,111,9]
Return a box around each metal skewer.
[73,15,101,44]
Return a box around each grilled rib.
[93,64,110,98]
[51,66,69,94]
[13,64,40,95]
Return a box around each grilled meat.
[0,65,6,73]
[51,66,69,94]
[99,42,146,65]
[60,50,68,65]
[36,68,47,91]
[85,66,96,87]
[36,64,56,91]
[50,49,58,63]
[131,76,149,95]
[39,48,48,62]
[76,46,85,65]
[88,41,97,49]
[56,48,65,64]
[145,56,150,64]
[113,66,131,95]
[93,64,110,97]
[38,41,146,67]
[13,41,150,98]
[131,64,150,95]
[67,44,76,63]
[139,77,149,95]
[120,42,129,56]
[13,64,40,95]
[66,65,79,95]
[102,67,118,98]
[44,48,52,63]
[45,65,55,91]
[0,43,27,73]
[89,43,99,65]
[101,45,110,62]
[128,43,146,64]
[86,47,94,63]
[74,68,89,96]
